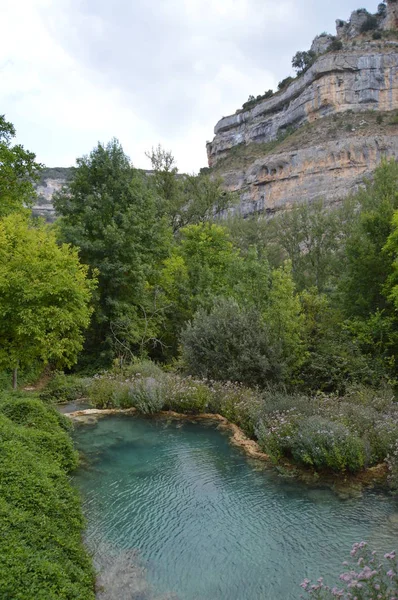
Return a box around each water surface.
[73,415,398,600]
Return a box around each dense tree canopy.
[0,115,42,217]
[0,214,96,386]
[54,139,171,364]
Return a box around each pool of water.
[73,415,398,600]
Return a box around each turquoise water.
[73,415,398,600]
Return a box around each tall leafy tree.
[147,145,236,233]
[340,159,398,318]
[0,115,42,217]
[54,139,171,364]
[0,214,96,387]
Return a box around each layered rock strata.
[208,4,398,215]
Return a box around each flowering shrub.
[256,409,300,461]
[129,377,164,414]
[300,542,398,599]
[162,375,212,414]
[291,417,365,472]
[84,363,398,478]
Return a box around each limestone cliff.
[33,167,73,221]
[208,1,398,215]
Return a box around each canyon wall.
[208,4,398,215]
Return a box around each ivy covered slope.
[0,393,95,600]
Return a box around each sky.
[1,0,380,173]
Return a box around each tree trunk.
[12,367,18,390]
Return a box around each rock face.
[33,167,73,222]
[208,3,398,215]
[221,132,398,216]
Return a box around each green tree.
[54,139,172,365]
[0,214,96,387]
[147,145,236,233]
[0,115,42,217]
[292,50,316,75]
[340,159,398,318]
[181,298,283,386]
[158,223,240,354]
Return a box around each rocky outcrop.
[221,132,398,216]
[208,3,398,215]
[208,48,398,166]
[33,167,73,222]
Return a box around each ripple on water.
[73,416,398,600]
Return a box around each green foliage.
[0,395,94,599]
[329,38,343,51]
[241,89,274,110]
[338,160,398,378]
[87,376,130,409]
[278,76,295,91]
[291,417,365,472]
[39,371,91,404]
[158,223,241,354]
[146,145,236,233]
[292,50,316,75]
[256,385,397,473]
[360,14,379,32]
[298,290,372,393]
[54,139,171,364]
[181,298,283,386]
[180,263,305,386]
[0,115,42,217]
[0,214,96,383]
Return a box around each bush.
[39,371,91,404]
[387,442,398,492]
[360,14,379,32]
[329,38,343,52]
[128,377,165,414]
[181,299,284,387]
[0,394,94,599]
[301,542,398,599]
[163,375,212,414]
[87,376,130,408]
[278,76,295,91]
[292,50,316,75]
[291,416,366,472]
[373,30,382,39]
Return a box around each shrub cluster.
[86,364,398,476]
[256,386,398,473]
[0,394,95,599]
[301,541,398,599]
[39,371,91,404]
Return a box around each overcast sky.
[1,0,379,173]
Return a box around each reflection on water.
[73,416,398,600]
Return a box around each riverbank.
[66,407,389,496]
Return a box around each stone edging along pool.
[65,407,269,460]
[66,408,388,492]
